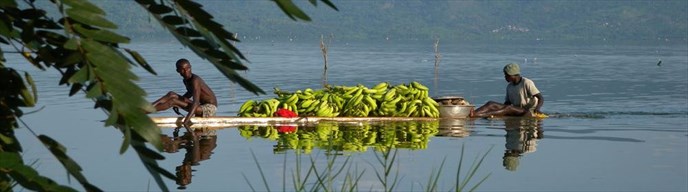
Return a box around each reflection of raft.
[152,116,439,128]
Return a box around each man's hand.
[183,117,192,127]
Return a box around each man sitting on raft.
[152,59,218,125]
[471,63,544,118]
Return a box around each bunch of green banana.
[372,81,440,118]
[238,81,439,118]
[336,83,387,117]
[238,98,280,117]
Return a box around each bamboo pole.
[433,38,441,96]
[320,34,330,88]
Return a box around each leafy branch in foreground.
[1,0,337,191]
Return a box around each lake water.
[10,40,688,191]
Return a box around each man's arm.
[533,93,544,113]
[183,78,202,126]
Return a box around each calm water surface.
[11,40,688,191]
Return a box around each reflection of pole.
[433,38,441,96]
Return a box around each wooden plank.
[152,116,443,128]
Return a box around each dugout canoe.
[152,116,441,128]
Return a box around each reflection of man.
[160,128,218,190]
[502,118,543,171]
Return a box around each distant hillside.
[95,0,687,44]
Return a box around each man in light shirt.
[471,63,544,118]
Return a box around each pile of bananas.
[238,81,440,118]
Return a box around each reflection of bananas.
[238,121,440,153]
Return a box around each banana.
[316,105,332,117]
[298,93,314,100]
[363,94,377,110]
[259,102,269,116]
[343,86,360,96]
[285,94,298,104]
[395,84,409,91]
[406,104,418,117]
[423,97,439,107]
[300,99,315,109]
[398,102,408,113]
[411,81,429,91]
[372,82,389,90]
[306,100,321,112]
[422,106,432,117]
[383,88,396,101]
[363,88,380,94]
[351,93,364,107]
[388,96,403,105]
[290,103,299,115]
[239,100,255,114]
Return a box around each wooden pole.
[433,38,441,96]
[320,34,329,88]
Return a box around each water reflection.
[502,118,543,171]
[237,121,441,153]
[161,128,218,190]
[436,119,473,137]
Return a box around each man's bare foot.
[523,110,534,117]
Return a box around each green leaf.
[0,18,14,37]
[64,38,78,50]
[20,20,35,44]
[0,0,17,8]
[73,24,130,44]
[162,15,186,25]
[0,132,14,145]
[124,48,157,75]
[68,66,90,84]
[24,72,37,104]
[148,4,174,14]
[68,83,83,96]
[175,27,202,37]
[19,9,46,19]
[190,39,213,50]
[59,51,83,68]
[38,135,104,192]
[273,0,312,21]
[65,8,117,29]
[62,0,105,15]
[104,105,118,126]
[36,30,68,46]
[34,18,63,29]
[131,139,170,192]
[85,82,102,98]
[320,0,339,11]
[119,124,131,154]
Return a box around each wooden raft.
[152,116,440,128]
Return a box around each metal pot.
[438,105,474,119]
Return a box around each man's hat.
[503,63,520,75]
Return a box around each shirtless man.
[471,63,544,118]
[152,59,217,126]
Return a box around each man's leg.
[472,101,504,117]
[152,91,181,109]
[155,96,190,112]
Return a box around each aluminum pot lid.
[433,96,464,100]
